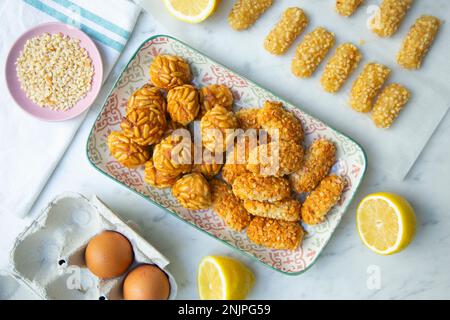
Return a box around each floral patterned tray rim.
[86,34,368,276]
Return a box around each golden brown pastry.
[201,105,239,153]
[232,172,291,202]
[108,131,149,168]
[301,175,346,225]
[257,101,304,143]
[126,84,166,115]
[199,84,234,118]
[144,159,181,189]
[120,107,166,146]
[246,140,304,177]
[236,108,261,130]
[150,55,191,90]
[243,198,301,222]
[167,85,199,126]
[247,217,304,250]
[289,139,336,193]
[152,135,193,176]
[211,179,252,231]
[172,173,211,210]
[192,150,224,180]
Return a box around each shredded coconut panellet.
[15,32,94,111]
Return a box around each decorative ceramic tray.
[87,35,367,275]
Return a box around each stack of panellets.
[107,54,346,251]
[228,0,441,129]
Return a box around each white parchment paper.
[136,0,450,180]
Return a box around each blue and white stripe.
[23,0,133,51]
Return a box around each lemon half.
[357,192,416,255]
[197,256,255,300]
[163,0,220,24]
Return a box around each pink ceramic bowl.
[5,22,103,121]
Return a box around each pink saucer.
[5,22,103,122]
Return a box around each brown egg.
[123,264,170,300]
[85,231,133,279]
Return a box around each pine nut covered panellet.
[371,83,411,129]
[349,63,391,113]
[243,198,301,222]
[336,0,364,17]
[247,217,304,250]
[397,15,441,70]
[228,0,273,31]
[369,0,413,37]
[301,175,346,225]
[264,7,308,55]
[292,27,335,78]
[211,179,252,232]
[321,43,362,93]
[289,139,336,194]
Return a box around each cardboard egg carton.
[8,193,177,300]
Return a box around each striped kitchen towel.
[0,0,141,217]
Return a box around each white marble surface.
[1,3,450,299]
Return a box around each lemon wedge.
[163,0,220,24]
[357,192,416,255]
[197,256,255,300]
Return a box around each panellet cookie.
[320,43,362,94]
[222,143,253,185]
[289,139,336,193]
[232,173,291,202]
[243,198,301,222]
[397,15,441,70]
[228,0,273,31]
[199,84,234,118]
[107,131,149,168]
[301,175,346,225]
[192,149,224,180]
[201,105,239,153]
[163,119,186,138]
[120,106,166,146]
[172,173,211,210]
[126,84,166,115]
[236,108,261,131]
[152,134,193,175]
[144,159,181,189]
[371,83,411,129]
[221,137,256,185]
[335,0,364,17]
[150,55,192,90]
[257,101,304,143]
[349,63,391,113]
[369,0,413,37]
[167,85,199,126]
[246,140,304,177]
[292,27,335,78]
[264,7,308,55]
[211,179,252,231]
[247,217,304,250]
